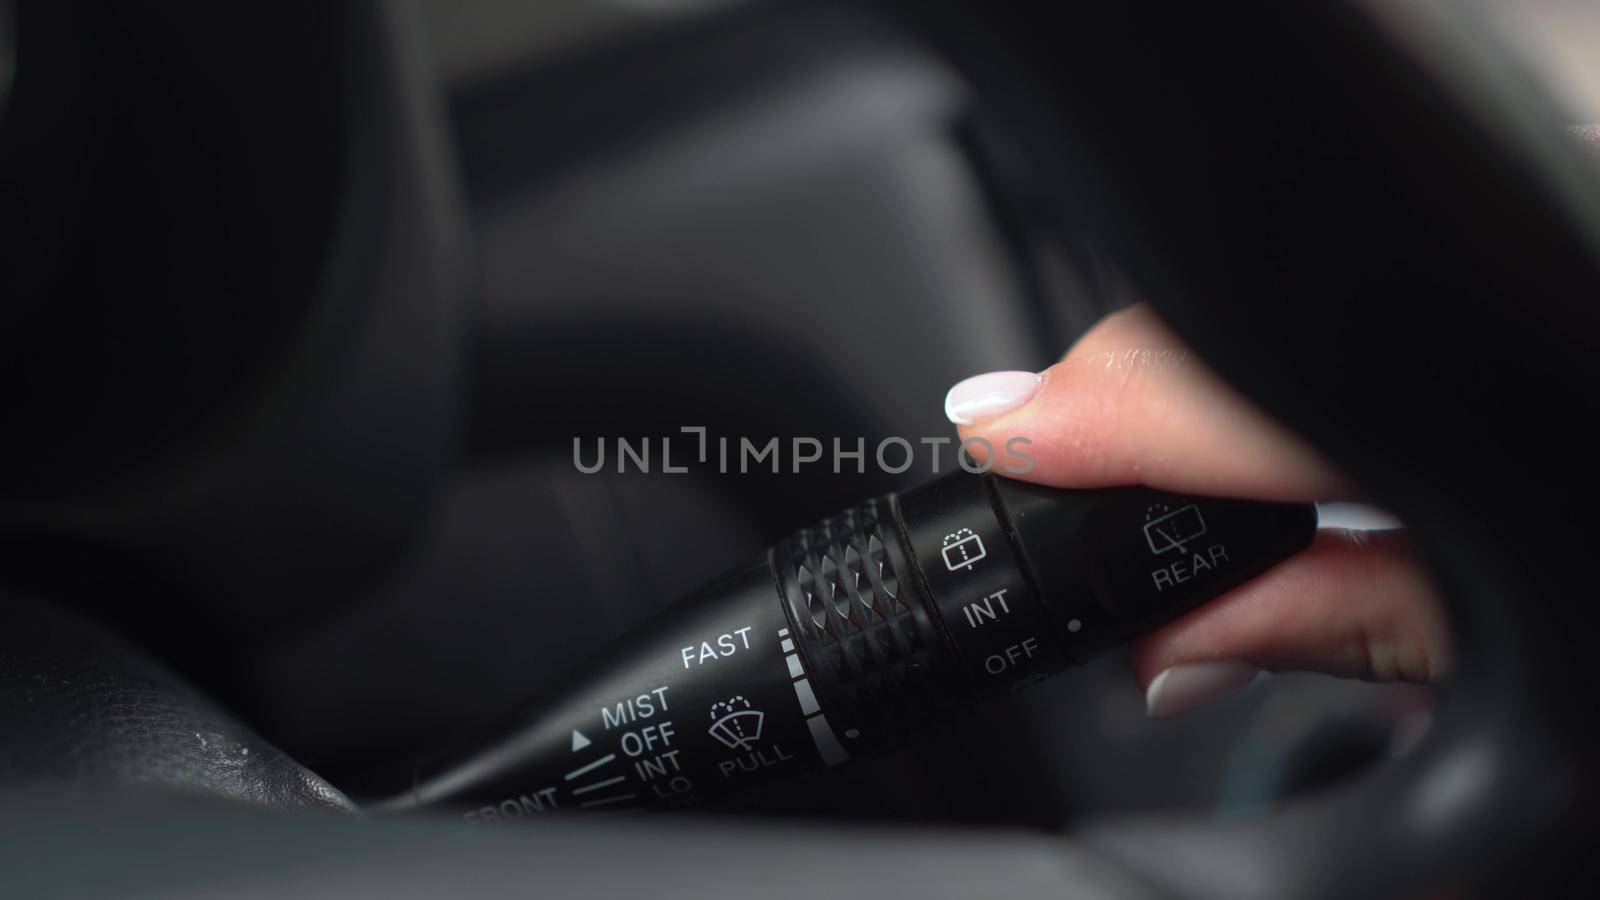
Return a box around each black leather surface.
[0,594,355,813]
[0,788,1153,900]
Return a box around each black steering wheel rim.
[886,0,1600,895]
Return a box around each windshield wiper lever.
[372,471,1315,819]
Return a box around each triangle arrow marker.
[571,729,591,752]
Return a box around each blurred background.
[2,0,1597,833]
[273,0,1599,824]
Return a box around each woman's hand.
[945,304,1452,716]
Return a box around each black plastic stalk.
[372,472,1315,820]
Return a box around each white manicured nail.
[1145,660,1260,717]
[943,371,1044,425]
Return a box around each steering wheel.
[889,0,1600,895]
[3,1,1597,897]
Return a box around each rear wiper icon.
[1143,504,1206,555]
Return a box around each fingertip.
[1143,659,1262,717]
[943,370,1046,426]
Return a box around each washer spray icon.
[940,528,987,571]
[708,696,765,750]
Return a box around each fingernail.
[1145,660,1261,717]
[943,370,1044,425]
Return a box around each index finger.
[948,304,1348,502]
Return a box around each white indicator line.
[564,754,617,781]
[579,794,637,809]
[807,715,850,767]
[570,775,627,796]
[588,806,643,820]
[792,677,821,716]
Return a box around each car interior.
[3,1,1599,897]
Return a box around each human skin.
[946,304,1452,715]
